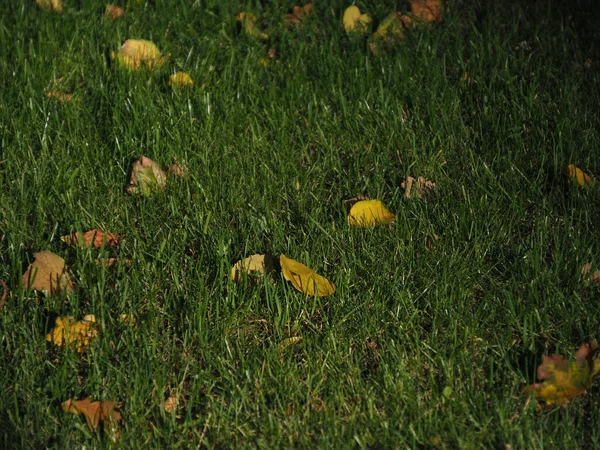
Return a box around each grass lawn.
[1,0,600,448]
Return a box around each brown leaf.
[95,258,133,268]
[402,176,436,199]
[343,194,371,211]
[61,229,121,248]
[126,156,167,196]
[526,343,600,406]
[164,396,178,413]
[62,397,121,433]
[0,280,6,312]
[105,5,125,20]
[284,3,312,24]
[46,90,74,103]
[168,157,187,178]
[22,251,74,295]
[409,0,444,23]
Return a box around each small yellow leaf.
[343,6,372,34]
[348,200,395,227]
[112,39,166,71]
[46,315,98,352]
[22,251,74,295]
[280,254,335,296]
[236,12,269,40]
[567,164,595,188]
[373,12,411,41]
[126,156,167,196]
[230,254,275,282]
[36,0,63,13]
[169,72,193,89]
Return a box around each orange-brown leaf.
[0,280,6,312]
[105,5,125,20]
[409,0,444,23]
[284,3,312,24]
[126,156,167,196]
[62,397,121,432]
[61,229,121,248]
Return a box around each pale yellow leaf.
[343,6,371,34]
[280,254,335,296]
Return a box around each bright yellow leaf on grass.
[343,6,372,34]
[169,72,193,89]
[46,315,98,352]
[567,164,595,188]
[280,254,335,296]
[112,39,166,71]
[526,343,600,406]
[348,200,395,227]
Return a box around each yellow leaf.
[236,12,269,40]
[280,254,335,296]
[22,251,74,295]
[347,200,395,227]
[46,315,98,352]
[373,12,411,41]
[278,336,302,352]
[567,164,595,188]
[125,156,167,196]
[343,6,371,34]
[112,39,166,71]
[36,0,63,13]
[169,72,193,89]
[230,254,275,282]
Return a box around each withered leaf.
[46,90,74,103]
[61,229,121,248]
[409,0,444,23]
[284,3,312,24]
[526,343,600,406]
[402,176,436,199]
[168,157,187,178]
[0,280,6,312]
[164,396,178,413]
[343,194,371,210]
[62,397,121,433]
[230,254,275,282]
[105,5,125,20]
[22,251,74,295]
[568,164,596,189]
[126,156,167,196]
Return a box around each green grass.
[1,0,600,448]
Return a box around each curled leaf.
[348,200,395,227]
[402,176,436,199]
[568,164,595,189]
[126,156,167,196]
[230,254,275,282]
[409,0,444,23]
[112,39,166,71]
[236,13,269,40]
[280,254,335,296]
[169,72,193,89]
[526,343,600,406]
[22,251,74,295]
[61,229,121,248]
[62,397,121,434]
[0,280,6,312]
[46,315,98,352]
[343,6,372,34]
[105,5,125,20]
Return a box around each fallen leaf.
[22,251,74,295]
[119,314,136,326]
[46,90,74,103]
[372,12,412,41]
[126,156,167,196]
[105,5,125,20]
[236,12,269,40]
[568,164,595,188]
[0,280,6,312]
[112,39,166,71]
[284,3,312,24]
[581,263,600,293]
[526,343,600,406]
[278,336,302,352]
[230,254,275,282]
[62,397,121,434]
[168,157,187,178]
[164,396,178,413]
[280,254,335,296]
[169,72,193,89]
[95,258,133,268]
[343,6,371,34]
[343,193,371,210]
[402,176,436,198]
[409,0,444,23]
[36,0,63,13]
[46,315,98,352]
[61,229,121,248]
[347,200,396,227]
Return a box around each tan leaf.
[46,315,98,352]
[409,0,444,23]
[22,251,74,295]
[343,6,372,34]
[126,156,167,196]
[112,39,166,71]
[36,0,63,13]
[46,90,74,103]
[526,343,600,406]
[280,254,335,296]
[62,397,121,433]
[105,5,125,20]
[284,3,312,24]
[169,72,194,89]
[372,12,412,41]
[230,254,275,282]
[0,280,6,312]
[168,157,187,178]
[402,176,436,199]
[347,200,395,227]
[61,229,121,248]
[164,396,178,413]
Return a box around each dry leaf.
[0,280,6,312]
[230,254,275,282]
[526,343,600,406]
[409,0,444,23]
[581,263,600,293]
[372,12,412,41]
[61,229,121,248]
[169,72,193,89]
[46,315,98,352]
[567,164,596,189]
[119,314,136,326]
[343,6,371,34]
[343,193,371,210]
[236,12,269,40]
[280,254,335,296]
[402,176,436,199]
[46,90,74,103]
[126,156,167,196]
[112,39,166,71]
[278,336,302,352]
[95,258,133,268]
[105,5,125,20]
[164,396,178,413]
[168,157,187,178]
[347,200,396,227]
[36,0,63,13]
[284,3,312,24]
[62,397,121,433]
[22,251,74,295]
